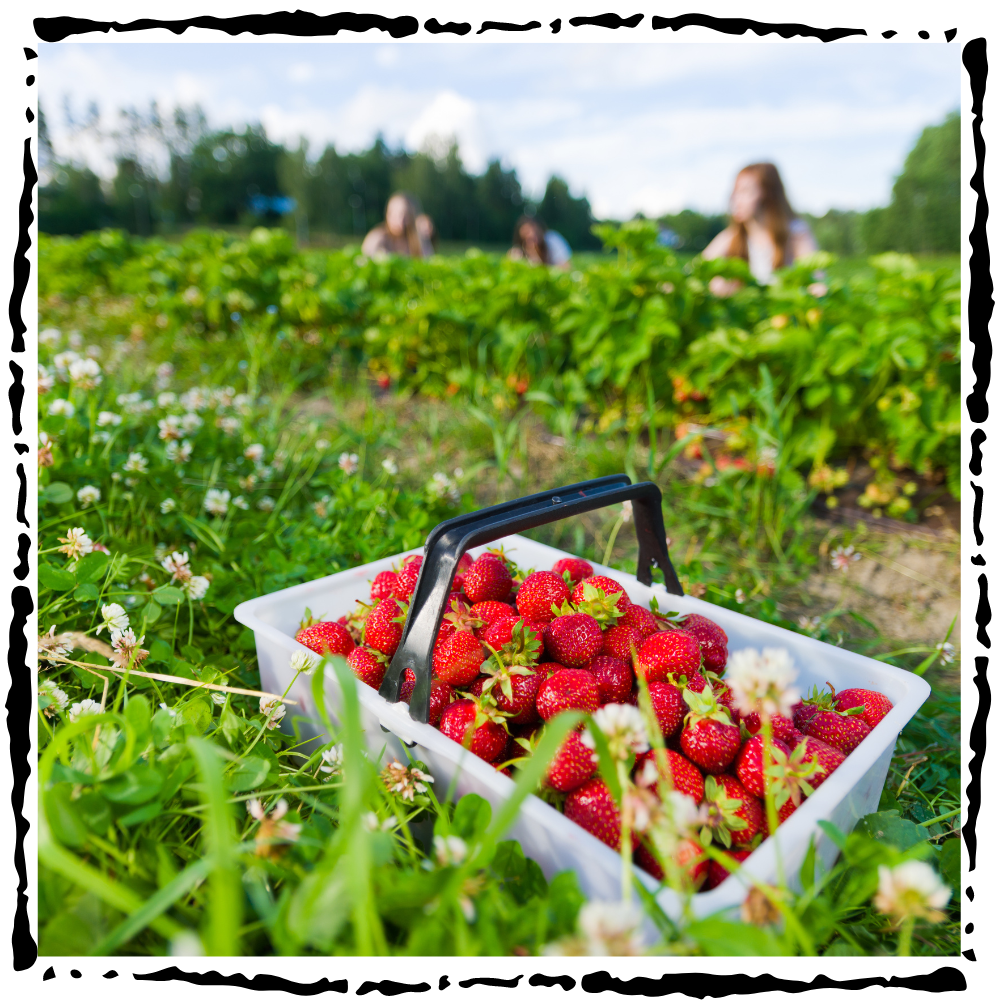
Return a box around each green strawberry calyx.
[682,686,735,728]
[802,682,865,718]
[442,598,484,634]
[648,595,683,627]
[479,650,534,704]
[298,606,325,630]
[571,582,626,626]
[699,775,749,848]
[764,740,824,810]
[496,620,543,668]
[549,598,578,619]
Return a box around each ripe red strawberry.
[742,712,804,747]
[702,774,764,848]
[679,687,740,774]
[601,623,644,662]
[399,668,416,703]
[564,778,622,850]
[489,669,543,725]
[536,668,600,721]
[800,710,871,755]
[392,555,423,600]
[363,598,405,657]
[678,613,728,672]
[621,604,660,638]
[834,687,894,730]
[433,629,487,687]
[571,575,630,610]
[795,737,846,789]
[370,570,398,602]
[480,616,540,653]
[295,619,355,658]
[437,597,482,641]
[552,557,593,586]
[734,734,792,799]
[570,576,631,626]
[634,747,705,803]
[452,552,474,593]
[706,849,752,891]
[463,553,513,604]
[516,571,571,624]
[647,681,685,737]
[471,600,519,636]
[428,676,458,723]
[438,697,508,762]
[347,646,387,689]
[543,613,603,668]
[545,730,599,792]
[589,655,633,704]
[636,630,702,684]
[638,837,708,887]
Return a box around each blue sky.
[41,41,960,219]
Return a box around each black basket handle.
[378,475,683,724]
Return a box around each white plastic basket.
[234,532,930,920]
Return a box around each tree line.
[38,104,959,256]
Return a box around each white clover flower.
[382,760,435,801]
[233,393,253,414]
[582,703,649,761]
[211,691,227,706]
[183,576,210,601]
[212,386,236,408]
[232,495,249,510]
[97,410,122,427]
[257,496,276,512]
[39,679,70,715]
[170,932,205,957]
[259,694,285,729]
[123,452,148,474]
[338,452,359,474]
[68,331,83,348]
[157,391,177,407]
[110,627,148,669]
[38,626,72,665]
[76,485,101,507]
[57,526,94,561]
[315,438,330,452]
[735,588,746,604]
[319,744,344,776]
[204,488,230,516]
[161,550,192,583]
[361,811,398,832]
[621,499,633,523]
[181,412,203,434]
[289,649,319,674]
[40,327,62,346]
[577,901,644,956]
[874,861,951,926]
[312,499,328,518]
[160,497,177,514]
[831,545,861,573]
[937,641,955,665]
[434,835,468,867]
[68,698,102,723]
[48,398,75,418]
[180,387,210,412]
[166,440,193,465]
[97,603,129,635]
[53,350,80,374]
[38,365,55,394]
[92,430,110,444]
[158,701,177,718]
[158,415,184,441]
[68,357,102,389]
[726,647,800,719]
[246,797,300,843]
[381,457,398,476]
[244,443,265,462]
[183,286,201,304]
[218,416,240,436]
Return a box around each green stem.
[603,515,625,569]
[897,915,915,957]
[617,759,633,903]
[918,806,961,826]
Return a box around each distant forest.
[38,105,959,256]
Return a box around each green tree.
[866,111,960,253]
[38,163,110,236]
[656,209,727,252]
[537,176,601,250]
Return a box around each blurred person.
[702,163,817,295]
[415,212,437,254]
[508,215,571,268]
[362,192,434,259]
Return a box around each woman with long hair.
[361,192,434,259]
[508,215,571,268]
[702,163,817,294]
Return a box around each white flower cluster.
[874,860,951,925]
[57,526,93,561]
[726,646,800,719]
[77,485,101,507]
[428,469,462,505]
[117,392,154,415]
[582,703,649,760]
[204,488,230,516]
[338,452,359,475]
[259,694,286,729]
[69,357,102,389]
[97,410,122,427]
[38,365,55,394]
